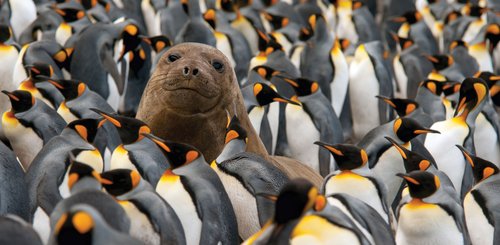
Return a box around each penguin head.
[203,9,217,29]
[46,78,86,101]
[141,35,172,54]
[315,142,368,171]
[2,90,35,114]
[393,11,422,24]
[397,171,440,199]
[474,71,500,88]
[419,79,446,96]
[386,136,434,173]
[54,209,94,244]
[376,95,419,117]
[456,145,499,184]
[485,24,499,51]
[67,158,102,191]
[454,78,489,120]
[352,0,365,10]
[143,133,203,169]
[298,14,324,41]
[91,108,150,145]
[257,30,270,56]
[274,178,326,224]
[442,81,461,97]
[0,24,13,43]
[425,54,454,71]
[393,117,440,142]
[252,82,300,107]
[444,10,462,25]
[265,34,284,54]
[463,4,487,18]
[394,35,414,50]
[100,169,142,197]
[67,118,100,143]
[449,40,468,52]
[217,0,235,12]
[118,23,142,61]
[51,2,87,23]
[337,38,351,53]
[225,115,248,144]
[263,12,289,30]
[25,63,54,82]
[252,65,280,81]
[282,77,320,97]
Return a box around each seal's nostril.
[183,67,189,76]
[192,68,199,76]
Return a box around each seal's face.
[149,43,231,114]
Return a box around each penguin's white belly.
[424,119,468,192]
[213,168,259,239]
[57,105,79,123]
[291,215,361,245]
[336,12,358,44]
[13,47,28,87]
[349,57,380,141]
[0,47,19,125]
[33,207,50,244]
[120,201,160,245]
[107,73,120,110]
[55,24,72,46]
[9,0,37,38]
[290,45,304,70]
[327,197,375,245]
[249,56,267,71]
[396,202,463,245]
[141,1,158,36]
[156,179,202,245]
[76,149,104,173]
[462,21,485,44]
[274,33,292,56]
[215,33,236,68]
[330,49,349,115]
[285,105,320,172]
[248,107,265,137]
[474,113,500,165]
[3,121,43,170]
[59,169,70,199]
[372,146,407,204]
[268,103,280,155]
[110,146,136,171]
[393,56,408,98]
[464,192,494,245]
[324,173,387,223]
[469,47,493,72]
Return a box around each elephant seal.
[136,43,322,186]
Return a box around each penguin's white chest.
[110,145,136,171]
[57,103,79,123]
[0,46,19,87]
[268,102,280,155]
[330,49,349,115]
[327,198,375,245]
[156,177,202,245]
[248,106,265,136]
[424,119,468,192]
[325,172,387,223]
[76,149,104,173]
[474,113,500,165]
[291,215,361,245]
[9,0,37,38]
[396,202,463,245]
[285,104,320,172]
[215,32,236,68]
[231,20,258,54]
[290,45,304,69]
[393,55,408,98]
[372,145,409,204]
[469,45,493,72]
[463,191,494,245]
[213,167,260,239]
[120,201,161,245]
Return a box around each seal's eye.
[168,54,180,62]
[212,61,224,72]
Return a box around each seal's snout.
[182,66,199,77]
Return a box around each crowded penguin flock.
[0,0,499,244]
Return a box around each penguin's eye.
[167,54,180,63]
[212,60,224,72]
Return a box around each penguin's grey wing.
[218,152,289,226]
[432,170,460,203]
[222,28,252,83]
[303,92,343,177]
[126,139,170,186]
[38,166,66,214]
[130,192,186,245]
[328,193,396,245]
[410,139,437,167]
[259,109,273,154]
[352,7,381,43]
[410,23,439,55]
[424,191,469,237]
[366,43,394,124]
[461,159,474,200]
[366,175,390,215]
[101,45,125,94]
[0,215,43,245]
[17,101,66,144]
[50,190,130,233]
[473,179,500,244]
[0,142,30,221]
[174,21,216,47]
[35,82,65,108]
[68,92,115,118]
[481,100,500,142]
[316,208,371,245]
[400,51,426,100]
[357,122,394,168]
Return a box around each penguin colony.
[0,0,498,244]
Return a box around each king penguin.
[144,133,239,245]
[175,0,216,46]
[101,169,186,245]
[0,215,42,245]
[0,24,20,132]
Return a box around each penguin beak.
[89,108,121,128]
[142,133,172,152]
[282,77,299,88]
[272,96,301,106]
[225,130,240,144]
[455,145,475,168]
[385,136,407,159]
[314,195,327,211]
[314,141,343,156]
[100,177,113,185]
[413,128,440,135]
[1,90,19,101]
[391,16,407,22]
[424,55,439,63]
[396,173,420,185]
[376,95,396,108]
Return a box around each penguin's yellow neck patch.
[159,169,180,184]
[0,44,15,52]
[113,144,128,155]
[291,215,338,241]
[2,111,18,126]
[334,170,365,180]
[406,198,437,210]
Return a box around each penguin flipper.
[18,102,66,144]
[460,160,474,200]
[130,192,187,245]
[127,141,169,186]
[259,110,273,154]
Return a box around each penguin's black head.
[25,63,54,81]
[376,95,419,117]
[444,11,462,25]
[0,24,12,43]
[2,90,34,114]
[141,35,172,54]
[67,159,102,191]
[426,54,453,71]
[419,79,445,96]
[337,38,350,52]
[203,9,217,29]
[225,115,248,144]
[474,71,500,88]
[299,26,313,41]
[385,137,434,173]
[465,4,486,18]
[143,133,202,168]
[100,169,142,196]
[218,0,235,12]
[485,24,499,52]
[252,65,280,81]
[67,118,100,143]
[55,210,94,244]
[456,145,499,184]
[51,2,87,23]
[397,36,414,50]
[449,40,468,52]
[393,117,440,143]
[252,82,299,107]
[394,11,422,24]
[454,78,488,119]
[265,34,284,54]
[397,171,440,199]
[442,81,461,97]
[274,178,325,224]
[46,78,85,101]
[91,108,150,145]
[282,77,319,97]
[315,142,367,170]
[263,12,289,30]
[262,0,279,7]
[119,23,142,61]
[257,30,269,54]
